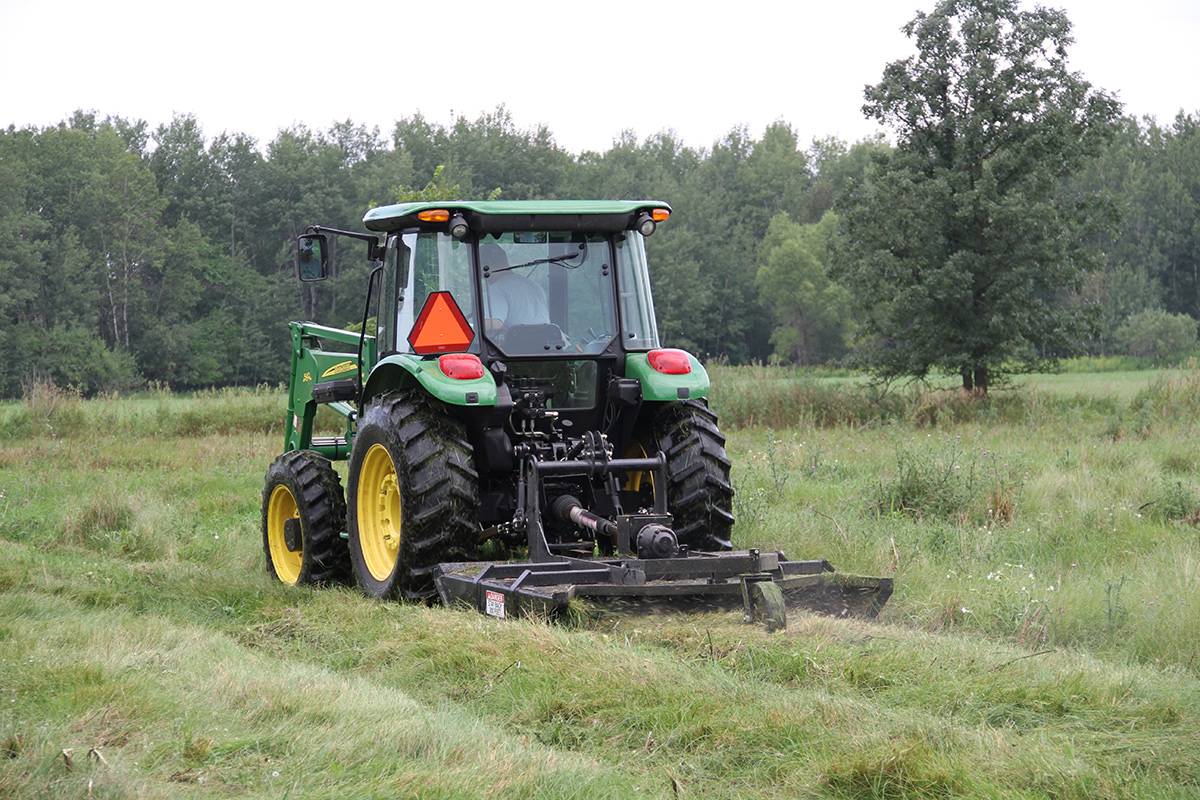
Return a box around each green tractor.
[263,200,890,628]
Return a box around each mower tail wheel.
[745,580,787,633]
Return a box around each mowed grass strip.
[0,590,641,799]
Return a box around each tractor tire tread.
[348,389,479,601]
[651,400,735,552]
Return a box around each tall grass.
[871,444,1022,525]
[707,368,1121,429]
[1,382,283,440]
[1129,367,1200,419]
[9,365,1191,439]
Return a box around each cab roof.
[362,199,671,234]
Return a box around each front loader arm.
[283,321,377,460]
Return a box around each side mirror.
[296,234,330,281]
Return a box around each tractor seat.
[500,323,567,354]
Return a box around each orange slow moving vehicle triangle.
[408,291,475,354]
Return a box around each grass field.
[3,368,1200,798]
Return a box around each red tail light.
[647,348,692,375]
[438,353,484,380]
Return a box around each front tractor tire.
[261,450,350,586]
[649,400,735,551]
[346,390,480,601]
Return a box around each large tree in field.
[837,0,1120,392]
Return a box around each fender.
[623,351,710,402]
[363,353,498,407]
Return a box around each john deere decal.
[320,360,358,379]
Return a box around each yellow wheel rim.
[267,483,302,585]
[358,443,402,581]
[624,442,656,495]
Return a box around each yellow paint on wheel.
[624,442,656,494]
[358,443,402,581]
[267,483,302,585]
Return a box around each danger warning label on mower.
[485,590,506,619]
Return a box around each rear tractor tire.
[647,400,735,551]
[346,389,480,601]
[261,450,350,586]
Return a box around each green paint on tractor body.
[623,352,710,401]
[364,353,499,407]
[282,321,374,458]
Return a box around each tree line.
[1,0,1198,396]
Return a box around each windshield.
[480,232,617,356]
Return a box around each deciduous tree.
[837,0,1120,392]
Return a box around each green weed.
[63,494,135,543]
[1141,478,1199,522]
[872,444,1022,525]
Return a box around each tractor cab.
[363,202,671,433]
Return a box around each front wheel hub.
[283,518,303,552]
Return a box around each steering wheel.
[573,327,612,354]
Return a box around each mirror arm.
[305,225,384,261]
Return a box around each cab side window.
[378,236,398,353]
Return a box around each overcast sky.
[2,0,1197,153]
